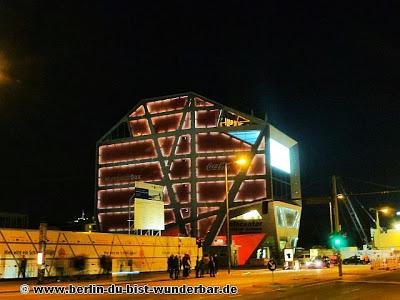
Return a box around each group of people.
[168,254,219,279]
[167,254,191,279]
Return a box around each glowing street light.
[369,207,391,230]
[235,158,248,166]
[225,155,249,275]
[380,208,389,214]
[337,194,345,200]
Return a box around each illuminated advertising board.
[134,199,165,230]
[270,138,291,173]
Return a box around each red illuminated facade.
[95,92,301,252]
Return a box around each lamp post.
[332,176,343,277]
[224,157,248,275]
[369,207,390,248]
[370,207,390,230]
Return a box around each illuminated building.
[95,92,302,263]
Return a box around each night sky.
[1,2,399,247]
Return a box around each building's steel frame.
[95,92,295,247]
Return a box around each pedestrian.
[208,256,215,277]
[105,256,112,275]
[214,254,219,274]
[182,254,191,278]
[199,256,205,277]
[18,255,27,279]
[179,256,182,273]
[173,255,179,279]
[167,254,174,279]
[233,250,238,267]
[203,255,210,274]
[99,255,107,275]
[55,258,65,282]
[195,256,200,278]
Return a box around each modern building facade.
[95,92,302,262]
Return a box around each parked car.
[342,255,363,265]
[305,256,330,269]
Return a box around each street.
[0,265,399,299]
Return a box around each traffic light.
[196,239,203,248]
[329,233,346,250]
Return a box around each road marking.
[242,272,250,275]
[342,288,360,294]
[343,280,400,285]
[299,279,340,288]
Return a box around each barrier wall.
[0,228,200,279]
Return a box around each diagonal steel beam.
[142,104,186,234]
[142,99,188,235]
[203,124,268,247]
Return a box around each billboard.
[134,199,165,230]
[270,138,291,173]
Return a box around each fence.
[0,228,200,279]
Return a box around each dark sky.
[0,2,399,246]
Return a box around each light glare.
[235,158,247,166]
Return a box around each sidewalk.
[0,265,391,294]
[0,271,170,293]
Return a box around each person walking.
[208,256,215,277]
[167,255,174,279]
[182,254,191,278]
[203,255,210,274]
[173,255,180,279]
[18,255,27,279]
[55,257,65,282]
[199,256,205,277]
[99,255,106,275]
[213,254,219,274]
[195,256,200,278]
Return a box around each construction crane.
[336,178,370,246]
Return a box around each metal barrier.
[370,259,384,270]
[386,258,398,270]
[371,258,399,271]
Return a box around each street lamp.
[330,193,345,234]
[225,156,248,275]
[369,207,391,230]
[369,207,391,249]
[337,194,345,200]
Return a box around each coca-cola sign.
[206,162,226,171]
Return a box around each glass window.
[275,207,285,227]
[275,206,300,228]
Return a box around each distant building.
[95,92,302,263]
[0,212,29,228]
[371,228,400,250]
[63,210,95,232]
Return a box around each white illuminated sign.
[37,252,44,265]
[284,248,294,262]
[134,199,165,230]
[270,138,291,173]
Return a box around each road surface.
[0,265,398,299]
